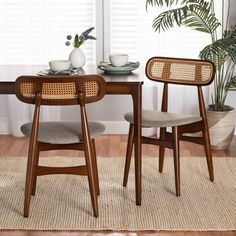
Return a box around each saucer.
[97,61,140,74]
[36,68,82,76]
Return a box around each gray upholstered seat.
[124,110,202,128]
[21,122,105,144]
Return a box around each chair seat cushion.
[124,110,202,128]
[21,122,105,144]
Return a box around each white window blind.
[0,1,219,66]
[0,0,96,65]
[108,0,214,116]
[108,1,211,63]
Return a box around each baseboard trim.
[0,120,130,136]
[101,121,129,134]
[0,118,9,134]
[1,119,234,135]
[101,121,156,136]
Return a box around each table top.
[0,65,145,83]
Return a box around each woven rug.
[0,156,235,231]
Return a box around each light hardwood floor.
[0,135,235,236]
[0,135,235,158]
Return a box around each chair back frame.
[146,56,215,86]
[145,57,216,120]
[15,75,106,105]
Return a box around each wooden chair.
[123,57,216,196]
[15,75,106,217]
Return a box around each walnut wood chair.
[15,75,106,217]
[123,56,216,196]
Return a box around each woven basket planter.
[207,107,236,150]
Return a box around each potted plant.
[146,0,236,149]
[65,27,96,68]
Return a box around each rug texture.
[0,156,235,231]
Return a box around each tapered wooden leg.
[172,126,180,197]
[84,140,98,217]
[80,102,99,217]
[123,124,134,187]
[132,83,142,206]
[31,146,39,196]
[24,141,38,217]
[159,128,166,173]
[91,139,100,195]
[197,87,214,181]
[24,101,40,217]
[202,128,214,181]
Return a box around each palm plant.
[146,0,236,111]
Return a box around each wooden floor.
[0,135,235,236]
[0,135,235,158]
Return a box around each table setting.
[97,54,140,74]
[36,60,83,76]
[36,54,140,77]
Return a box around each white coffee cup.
[109,54,129,67]
[49,60,71,72]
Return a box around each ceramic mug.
[49,60,71,72]
[109,54,129,67]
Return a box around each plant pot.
[206,107,236,150]
[69,48,85,68]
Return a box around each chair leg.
[123,123,134,187]
[31,147,39,196]
[84,139,99,217]
[159,128,166,173]
[91,139,100,195]
[202,128,214,181]
[172,126,180,197]
[24,142,38,217]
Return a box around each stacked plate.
[36,68,82,76]
[97,61,140,74]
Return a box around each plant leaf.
[200,37,236,69]
[152,6,188,32]
[87,35,96,40]
[146,0,181,8]
[81,27,95,36]
[182,4,220,34]
[228,76,236,91]
[151,1,219,34]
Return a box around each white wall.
[58,85,158,135]
[0,96,9,134]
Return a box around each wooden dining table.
[0,65,144,206]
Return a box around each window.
[0,0,96,65]
[0,1,213,66]
[108,0,211,63]
[0,0,228,136]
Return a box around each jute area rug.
[0,156,235,231]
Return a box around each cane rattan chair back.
[15,75,105,105]
[123,56,215,197]
[15,75,106,218]
[146,57,215,86]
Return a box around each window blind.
[108,0,214,116]
[109,1,211,63]
[0,0,96,65]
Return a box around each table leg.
[132,83,142,205]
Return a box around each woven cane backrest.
[146,57,215,86]
[15,75,106,105]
